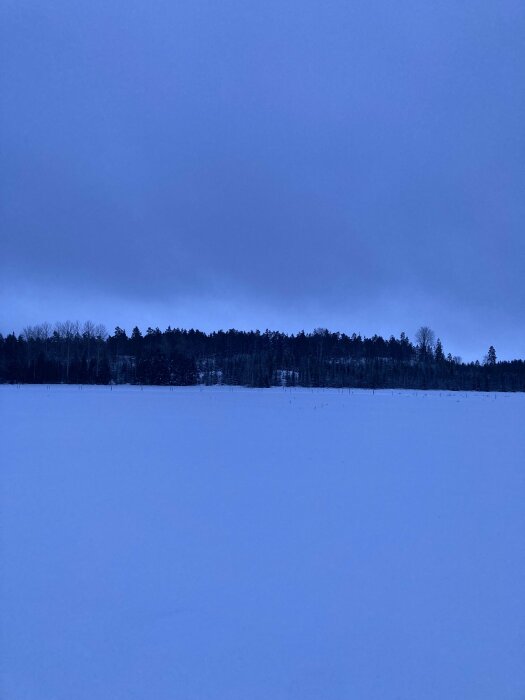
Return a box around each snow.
[1,385,524,700]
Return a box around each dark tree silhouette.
[1,323,523,392]
[485,346,497,366]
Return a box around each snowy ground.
[1,385,524,700]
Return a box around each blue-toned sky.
[1,0,524,359]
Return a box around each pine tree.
[435,338,445,363]
[485,346,497,366]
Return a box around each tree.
[55,320,80,382]
[131,326,142,342]
[109,327,128,356]
[435,338,445,363]
[415,326,436,359]
[484,346,497,366]
[82,321,97,363]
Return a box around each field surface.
[1,385,524,700]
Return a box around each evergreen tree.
[435,338,445,363]
[485,346,497,366]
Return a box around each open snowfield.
[1,385,524,700]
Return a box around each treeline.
[1,321,524,392]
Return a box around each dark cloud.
[1,0,524,359]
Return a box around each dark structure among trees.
[1,322,523,392]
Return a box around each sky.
[1,0,524,360]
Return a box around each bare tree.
[36,322,52,355]
[94,324,108,341]
[415,326,436,357]
[82,321,96,361]
[82,320,96,338]
[55,321,80,381]
[22,326,35,342]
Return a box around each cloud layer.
[1,0,524,358]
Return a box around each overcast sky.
[1,0,524,360]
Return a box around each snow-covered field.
[1,385,524,700]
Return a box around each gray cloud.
[1,0,524,358]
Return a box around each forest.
[0,321,523,392]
